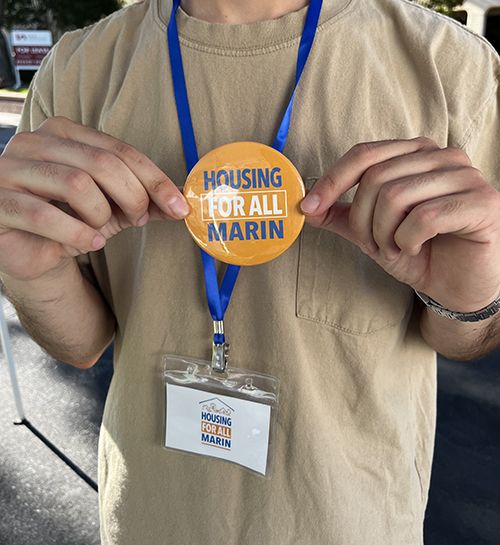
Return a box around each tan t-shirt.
[18,1,500,543]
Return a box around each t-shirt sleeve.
[16,45,55,133]
[16,87,49,133]
[463,80,500,193]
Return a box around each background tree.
[1,0,124,39]
[417,0,465,18]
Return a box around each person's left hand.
[300,137,500,313]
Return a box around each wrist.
[415,290,500,322]
[420,304,500,361]
[1,258,80,304]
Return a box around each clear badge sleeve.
[163,354,279,479]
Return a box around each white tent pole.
[0,294,26,421]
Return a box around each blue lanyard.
[167,0,323,348]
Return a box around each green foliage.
[418,0,465,17]
[1,0,124,34]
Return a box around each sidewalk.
[0,94,21,151]
[0,113,19,145]
[0,299,112,545]
[0,91,25,115]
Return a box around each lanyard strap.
[167,0,323,350]
[272,0,323,153]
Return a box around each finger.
[37,117,190,219]
[394,188,496,257]
[300,138,438,219]
[13,132,151,227]
[371,165,478,260]
[1,156,113,229]
[145,201,185,222]
[349,146,469,253]
[304,201,356,241]
[0,189,106,253]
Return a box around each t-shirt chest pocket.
[296,178,413,335]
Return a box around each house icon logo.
[200,397,234,451]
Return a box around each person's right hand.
[0,116,190,282]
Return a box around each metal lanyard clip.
[212,320,229,373]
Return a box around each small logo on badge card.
[200,397,234,451]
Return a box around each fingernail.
[137,212,149,227]
[92,234,106,250]
[301,193,321,214]
[168,196,190,218]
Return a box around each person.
[0,0,499,543]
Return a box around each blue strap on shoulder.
[272,0,323,153]
[167,0,323,347]
[167,0,198,172]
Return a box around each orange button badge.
[183,142,305,266]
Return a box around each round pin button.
[184,142,305,266]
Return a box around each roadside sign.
[10,30,53,70]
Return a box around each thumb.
[302,200,359,246]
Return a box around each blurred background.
[1,1,499,544]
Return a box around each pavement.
[0,299,112,545]
[0,101,499,545]
[0,111,20,153]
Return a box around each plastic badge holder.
[184,141,305,266]
[163,354,279,479]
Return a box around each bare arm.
[2,259,115,368]
[0,117,190,367]
[420,307,500,362]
